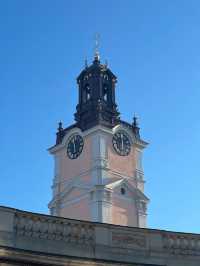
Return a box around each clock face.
[112,131,131,156]
[67,134,84,159]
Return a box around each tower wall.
[49,125,148,227]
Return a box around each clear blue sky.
[0,0,200,233]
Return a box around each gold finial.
[94,33,100,61]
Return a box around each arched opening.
[86,86,91,101]
[121,187,126,195]
[103,85,108,102]
[83,84,91,103]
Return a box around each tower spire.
[94,33,100,62]
[75,45,119,131]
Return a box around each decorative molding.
[136,200,147,214]
[1,206,200,265]
[107,179,149,202]
[162,232,200,256]
[112,193,135,203]
[108,169,145,184]
[49,191,90,209]
[112,124,135,145]
[90,184,113,223]
[14,212,94,245]
[60,193,89,208]
[83,125,113,137]
[49,125,113,154]
[112,124,148,148]
[0,246,161,266]
[91,131,109,185]
[91,157,108,169]
[49,127,83,154]
[134,170,145,182]
[50,164,110,188]
[90,186,112,203]
[112,231,147,249]
[50,162,145,190]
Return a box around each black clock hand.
[73,138,76,153]
[121,133,124,151]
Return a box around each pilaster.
[90,186,112,223]
[91,131,109,185]
[136,199,148,228]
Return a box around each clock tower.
[48,52,149,227]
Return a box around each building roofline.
[0,205,199,236]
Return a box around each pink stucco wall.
[59,173,91,194]
[112,197,138,226]
[64,188,85,201]
[60,198,90,221]
[51,128,142,226]
[59,136,92,180]
[107,134,137,178]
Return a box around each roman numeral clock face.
[67,134,84,159]
[112,131,131,156]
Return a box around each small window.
[121,187,126,195]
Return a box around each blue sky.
[0,0,200,233]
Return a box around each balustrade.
[14,212,94,244]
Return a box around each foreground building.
[0,206,200,265]
[0,53,199,266]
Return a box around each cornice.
[49,121,148,154]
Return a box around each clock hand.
[73,138,76,153]
[121,133,124,151]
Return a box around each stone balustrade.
[1,206,200,266]
[162,232,200,256]
[14,211,95,244]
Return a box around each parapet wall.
[0,206,199,266]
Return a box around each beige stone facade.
[0,206,200,266]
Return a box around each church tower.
[48,52,149,227]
